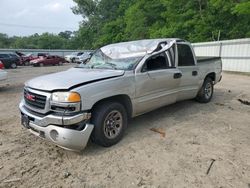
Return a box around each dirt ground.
[0,65,249,188]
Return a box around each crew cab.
[19,39,222,151]
[30,55,65,67]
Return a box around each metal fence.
[192,38,250,72]
[0,49,83,56]
[1,38,250,72]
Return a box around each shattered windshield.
[77,49,142,70]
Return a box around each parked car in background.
[65,52,84,63]
[15,51,39,65]
[75,51,93,64]
[0,53,20,69]
[0,61,8,86]
[30,55,65,67]
[9,53,23,66]
[22,53,39,65]
[16,52,29,65]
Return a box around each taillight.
[0,61,4,69]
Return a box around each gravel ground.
[0,65,249,188]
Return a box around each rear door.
[134,51,181,115]
[176,43,199,101]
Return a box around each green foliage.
[0,32,82,49]
[1,0,249,49]
[74,0,250,48]
[233,1,250,15]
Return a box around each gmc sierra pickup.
[19,38,222,151]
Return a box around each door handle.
[192,71,198,76]
[173,73,182,79]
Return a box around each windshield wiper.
[91,62,117,70]
[104,62,117,70]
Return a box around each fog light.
[50,130,59,141]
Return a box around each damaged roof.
[100,38,182,59]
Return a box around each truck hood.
[26,68,125,91]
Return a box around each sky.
[0,0,83,36]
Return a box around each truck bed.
[197,56,221,63]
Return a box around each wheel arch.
[205,72,216,82]
[91,95,133,119]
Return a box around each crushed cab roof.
[100,38,181,59]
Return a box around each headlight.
[51,92,81,103]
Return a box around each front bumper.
[19,101,94,151]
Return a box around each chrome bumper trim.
[19,100,91,127]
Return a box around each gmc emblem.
[25,93,35,101]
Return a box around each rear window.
[177,44,195,66]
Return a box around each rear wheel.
[196,77,214,103]
[91,102,128,147]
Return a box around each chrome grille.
[24,89,47,110]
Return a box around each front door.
[134,52,181,115]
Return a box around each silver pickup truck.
[19,39,222,151]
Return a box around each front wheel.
[196,77,214,103]
[91,102,128,147]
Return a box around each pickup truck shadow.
[83,88,231,155]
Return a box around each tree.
[59,31,73,39]
[0,33,11,48]
[1,0,249,50]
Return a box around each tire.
[71,58,75,63]
[91,101,128,147]
[10,63,17,69]
[24,61,30,66]
[196,77,214,103]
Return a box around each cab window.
[177,44,195,66]
[142,52,171,72]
